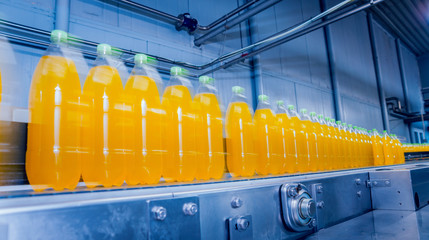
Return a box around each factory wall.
[0,0,425,143]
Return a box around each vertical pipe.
[396,38,414,142]
[55,0,70,31]
[321,0,343,121]
[367,13,390,132]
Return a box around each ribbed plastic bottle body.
[382,132,393,165]
[371,132,383,166]
[194,92,225,180]
[321,120,334,170]
[328,122,339,169]
[123,74,164,185]
[302,117,318,172]
[289,111,309,173]
[26,54,82,191]
[226,99,256,177]
[81,64,126,188]
[341,125,351,169]
[334,122,345,169]
[276,113,297,173]
[313,117,326,171]
[254,106,281,175]
[345,128,354,168]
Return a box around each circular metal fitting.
[183,202,198,216]
[236,217,250,231]
[231,197,243,208]
[299,198,316,219]
[287,187,298,197]
[152,206,167,221]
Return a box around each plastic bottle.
[161,67,197,182]
[370,130,384,166]
[393,135,405,164]
[26,30,81,191]
[123,54,164,185]
[301,110,318,172]
[310,113,325,171]
[194,76,224,180]
[81,44,125,188]
[334,121,345,169]
[327,119,339,169]
[382,130,393,165]
[349,125,359,168]
[341,123,351,169]
[365,129,373,166]
[389,134,398,164]
[225,86,256,177]
[319,116,333,170]
[254,95,281,175]
[289,106,309,173]
[276,101,297,173]
[324,117,336,170]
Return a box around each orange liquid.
[194,93,225,180]
[345,130,354,168]
[322,124,334,170]
[367,135,373,166]
[276,113,297,173]
[396,140,405,164]
[292,117,309,173]
[371,135,384,166]
[26,55,81,191]
[225,102,256,177]
[161,85,197,182]
[328,125,339,169]
[314,122,326,171]
[81,65,126,188]
[254,108,282,175]
[123,75,164,185]
[382,135,393,165]
[334,126,345,169]
[303,120,318,172]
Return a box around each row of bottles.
[25,30,407,192]
[403,143,429,153]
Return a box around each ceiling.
[372,0,429,56]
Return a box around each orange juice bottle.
[320,116,333,170]
[276,101,297,173]
[123,54,164,185]
[254,95,281,175]
[340,123,351,169]
[288,106,309,173]
[392,135,405,164]
[300,109,318,172]
[352,126,362,167]
[334,121,345,169]
[389,134,398,164]
[226,86,256,177]
[370,129,384,166]
[382,130,393,165]
[310,113,325,171]
[161,67,197,182]
[316,115,329,171]
[26,30,81,191]
[327,119,338,169]
[81,44,125,188]
[365,129,373,166]
[194,76,224,180]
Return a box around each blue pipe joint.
[176,13,198,34]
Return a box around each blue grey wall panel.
[259,73,297,110]
[0,0,54,31]
[418,54,429,89]
[342,97,383,131]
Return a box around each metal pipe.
[194,0,283,47]
[112,0,181,24]
[199,0,385,76]
[197,0,260,31]
[55,0,70,31]
[367,12,390,131]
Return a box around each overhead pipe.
[194,0,284,46]
[367,12,390,131]
[55,0,70,31]
[199,0,385,76]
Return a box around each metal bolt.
[317,201,325,209]
[231,197,243,208]
[317,185,323,193]
[385,180,390,185]
[183,202,198,216]
[373,181,378,186]
[355,178,361,185]
[152,206,167,221]
[236,217,250,231]
[288,187,298,197]
[357,191,362,198]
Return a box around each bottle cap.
[300,109,308,114]
[325,117,330,121]
[353,126,357,129]
[276,100,285,107]
[336,121,341,124]
[287,105,295,110]
[342,123,347,126]
[199,75,214,84]
[50,30,68,44]
[134,53,157,65]
[348,124,352,128]
[258,94,269,102]
[317,114,324,119]
[383,130,387,133]
[310,112,317,117]
[170,66,188,76]
[97,43,112,56]
[232,86,244,94]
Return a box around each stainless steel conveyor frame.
[0,161,429,239]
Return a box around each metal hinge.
[366,179,391,188]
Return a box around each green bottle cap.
[348,124,352,128]
[336,121,341,124]
[369,130,372,133]
[134,53,157,65]
[353,126,357,129]
[342,123,347,126]
[276,100,284,106]
[317,114,324,119]
[325,117,330,121]
[287,105,295,110]
[300,109,308,114]
[170,66,188,76]
[50,30,68,44]
[97,43,112,56]
[258,94,269,102]
[383,130,387,133]
[199,75,214,84]
[232,86,244,94]
[309,112,317,117]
